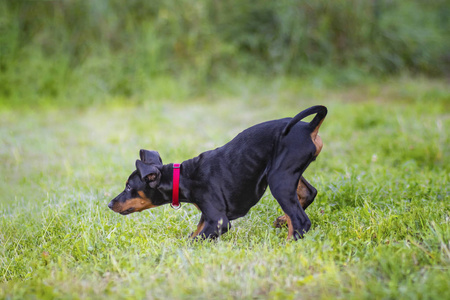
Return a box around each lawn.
[0,77,449,299]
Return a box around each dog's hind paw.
[273,215,288,228]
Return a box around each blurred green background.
[1,0,449,107]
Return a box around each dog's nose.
[108,202,113,209]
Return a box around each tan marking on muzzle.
[311,119,324,156]
[115,191,158,213]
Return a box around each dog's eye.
[126,184,132,192]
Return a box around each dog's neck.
[157,163,192,205]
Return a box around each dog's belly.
[224,172,268,220]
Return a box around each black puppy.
[108,105,327,240]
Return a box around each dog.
[108,105,327,240]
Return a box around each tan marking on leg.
[285,214,294,240]
[275,180,312,230]
[190,218,205,238]
[297,180,310,209]
[311,119,324,156]
[274,179,310,227]
[273,215,288,228]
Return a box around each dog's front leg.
[191,207,231,240]
[194,216,231,240]
[189,214,205,239]
[189,194,231,240]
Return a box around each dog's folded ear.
[136,160,161,188]
[139,149,163,165]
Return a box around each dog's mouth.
[119,207,135,215]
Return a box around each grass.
[0,77,449,299]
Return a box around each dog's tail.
[282,105,328,136]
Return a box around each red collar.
[171,163,181,209]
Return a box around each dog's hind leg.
[297,176,317,210]
[273,176,317,228]
[269,178,311,240]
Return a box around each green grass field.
[0,77,449,299]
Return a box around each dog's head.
[108,150,165,215]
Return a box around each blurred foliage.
[0,0,449,105]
